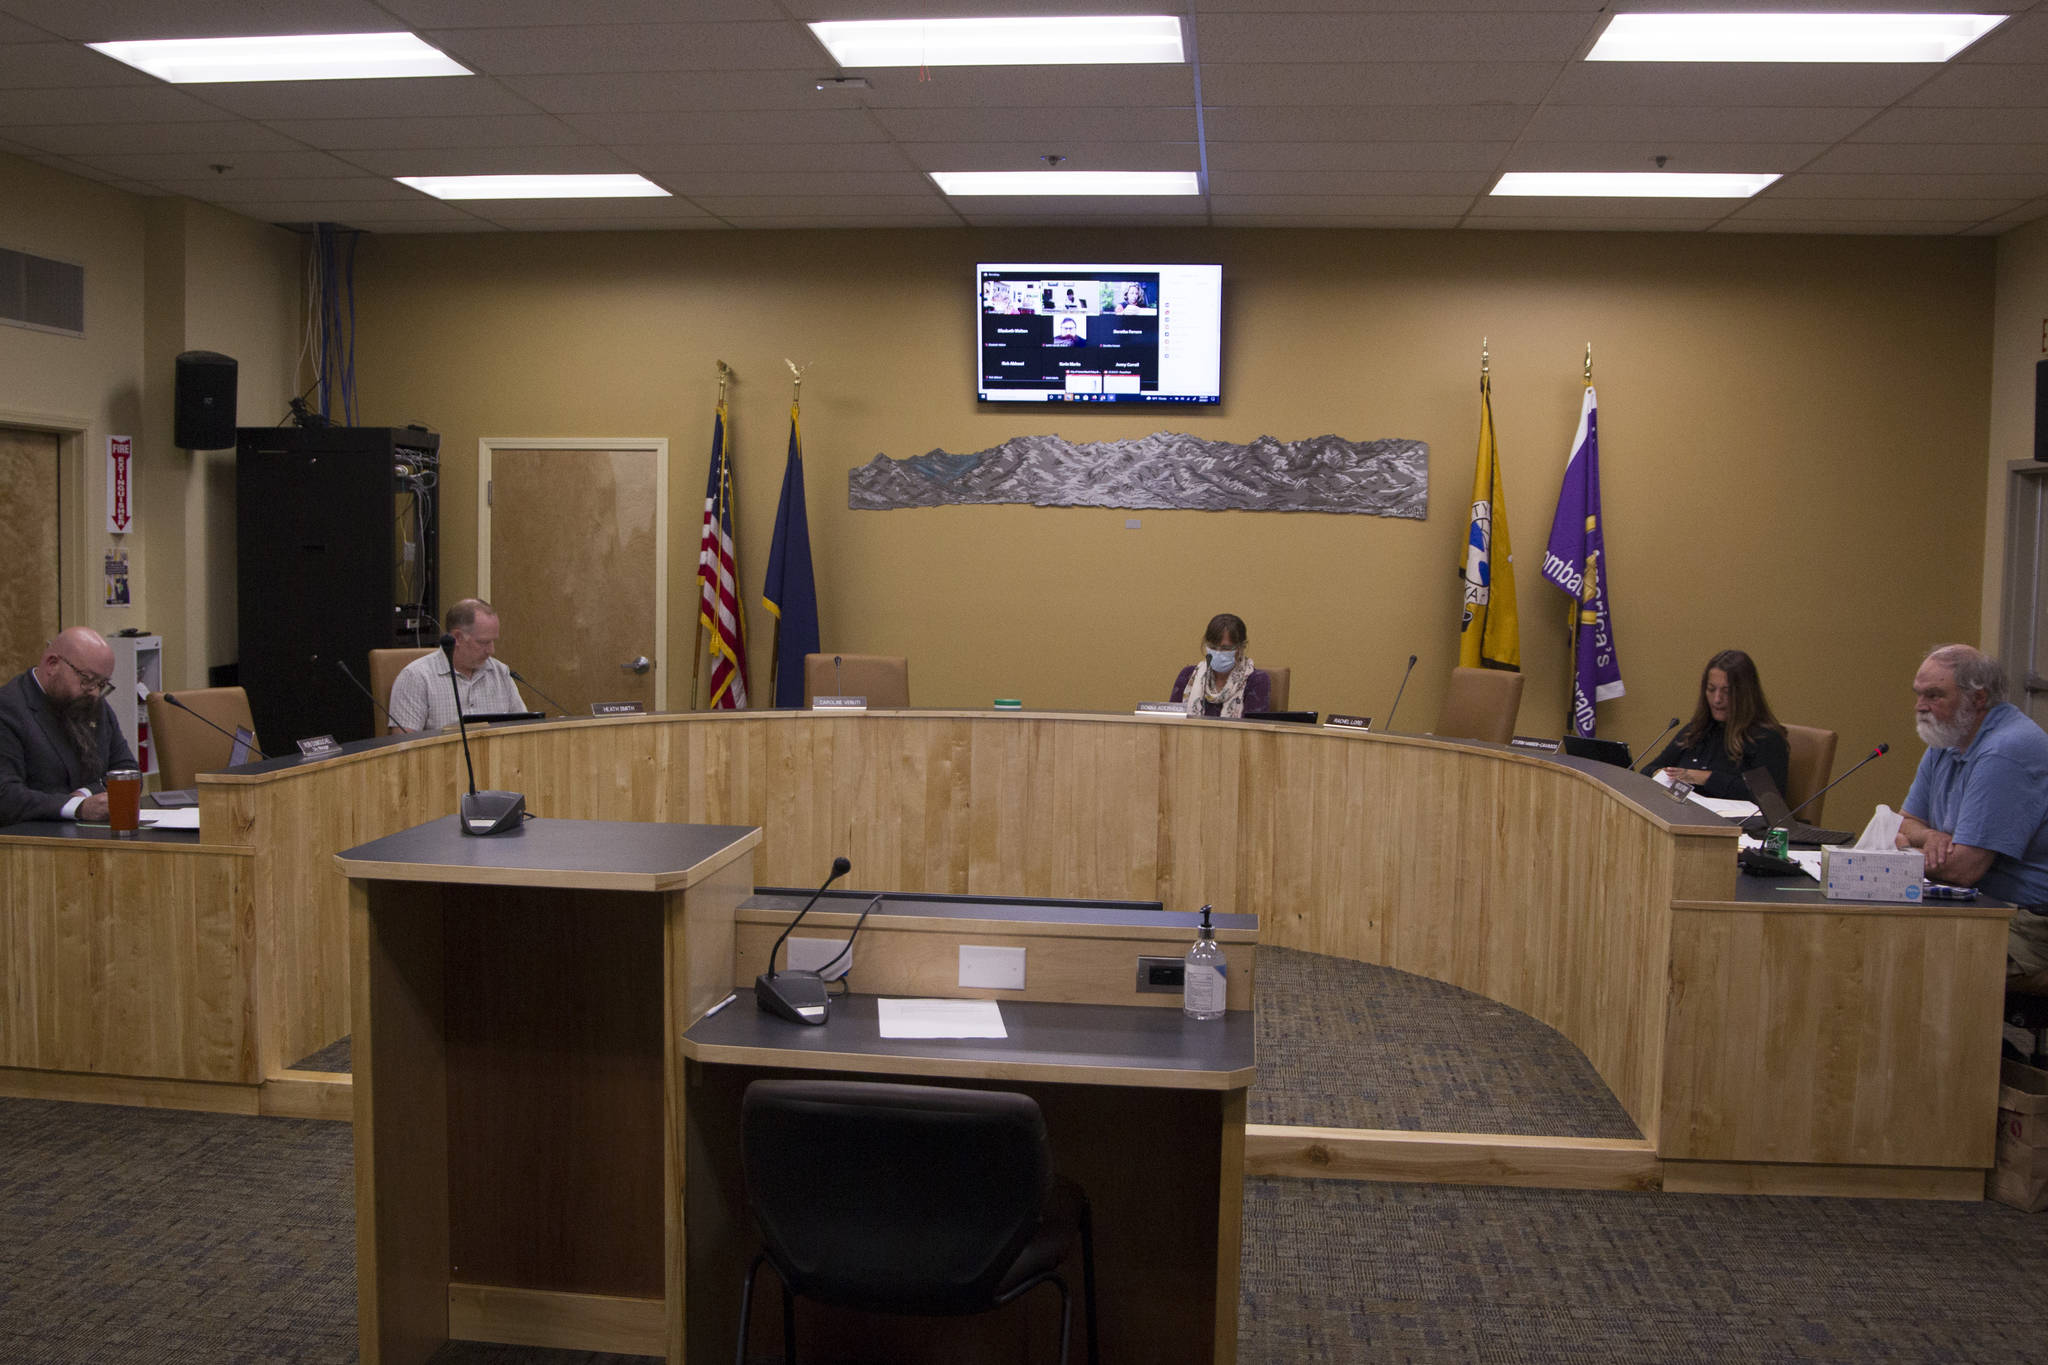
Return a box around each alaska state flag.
[1458,371,1520,671]
[1540,385,1623,737]
[763,402,820,709]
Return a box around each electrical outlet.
[1135,956,1184,993]
[785,936,851,981]
[958,945,1026,989]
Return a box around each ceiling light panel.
[398,173,670,199]
[88,32,470,83]
[1492,171,1780,197]
[809,16,1184,68]
[1586,13,2007,64]
[931,170,1200,196]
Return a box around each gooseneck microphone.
[833,654,844,697]
[1738,743,1890,876]
[508,668,569,718]
[161,693,269,762]
[1783,742,1890,829]
[1634,717,1682,772]
[442,633,527,836]
[334,658,398,731]
[1383,655,1418,733]
[757,856,852,1025]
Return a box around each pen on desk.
[703,991,738,1019]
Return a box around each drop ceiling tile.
[1207,168,1490,196]
[1197,62,1559,107]
[195,76,543,121]
[488,219,728,232]
[1520,105,1875,144]
[1737,195,2017,221]
[849,66,1197,110]
[1467,195,1744,219]
[0,84,233,126]
[383,0,781,25]
[1191,11,1599,64]
[423,22,823,76]
[1546,62,1929,108]
[1968,200,2048,231]
[1808,143,2048,174]
[1202,105,1533,143]
[1503,143,1828,173]
[262,115,588,151]
[0,0,399,41]
[219,195,481,224]
[560,109,885,144]
[7,120,306,155]
[1196,0,1607,8]
[956,211,1212,227]
[1210,214,1464,229]
[620,141,915,174]
[72,148,371,179]
[896,141,1198,172]
[336,218,505,234]
[717,215,960,228]
[1463,216,1725,232]
[871,106,1196,142]
[690,194,957,216]
[1210,193,1470,215]
[448,195,717,220]
[1205,140,1508,172]
[337,145,638,176]
[782,0,1186,15]
[1852,106,2048,144]
[0,15,53,41]
[148,175,427,202]
[1902,62,2048,107]
[1767,172,2048,200]
[950,196,1211,218]
[1956,11,2048,63]
[503,70,837,114]
[1709,218,1979,235]
[0,40,150,87]
[661,171,937,196]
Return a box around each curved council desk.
[5,709,1999,1195]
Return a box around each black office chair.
[736,1078,1099,1365]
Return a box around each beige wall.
[0,152,300,688]
[1985,218,2048,665]
[351,227,1992,822]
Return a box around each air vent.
[0,246,85,336]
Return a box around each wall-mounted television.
[976,262,1221,405]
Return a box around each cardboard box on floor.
[1991,1059,2048,1213]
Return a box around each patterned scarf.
[1184,656,1255,718]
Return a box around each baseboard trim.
[1660,1160,1986,1201]
[0,1067,260,1115]
[447,1283,666,1356]
[259,1070,352,1121]
[1244,1124,1663,1192]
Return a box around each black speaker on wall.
[174,350,238,450]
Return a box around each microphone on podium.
[1383,655,1418,733]
[161,693,268,762]
[757,856,853,1025]
[834,654,844,698]
[1738,743,1890,876]
[509,668,570,718]
[442,633,527,836]
[334,658,398,732]
[1634,717,1682,772]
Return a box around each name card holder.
[1323,714,1372,731]
[591,701,647,716]
[812,696,867,711]
[1135,701,1185,716]
[296,735,342,758]
[1510,735,1561,752]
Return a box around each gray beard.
[58,695,103,780]
[1916,708,1979,750]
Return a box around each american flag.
[697,401,749,708]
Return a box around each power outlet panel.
[958,944,1026,990]
[1136,956,1185,993]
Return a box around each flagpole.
[768,360,804,707]
[1565,344,1592,734]
[691,361,730,710]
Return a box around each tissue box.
[1821,846,1925,902]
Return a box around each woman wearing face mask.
[1170,613,1271,718]
[1643,647,1789,801]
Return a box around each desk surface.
[1678,873,2015,917]
[682,989,1256,1091]
[335,815,761,892]
[0,818,208,848]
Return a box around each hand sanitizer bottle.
[1183,903,1226,1021]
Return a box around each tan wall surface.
[349,228,1993,823]
[1986,218,2048,653]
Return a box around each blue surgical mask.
[1207,648,1237,672]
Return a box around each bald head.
[35,627,115,707]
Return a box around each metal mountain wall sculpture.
[846,431,1428,517]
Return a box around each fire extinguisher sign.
[106,436,133,534]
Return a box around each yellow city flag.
[1458,372,1521,670]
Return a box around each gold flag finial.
[1481,336,1490,378]
[716,359,731,402]
[785,358,809,405]
[1583,342,1593,384]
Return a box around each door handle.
[621,655,652,675]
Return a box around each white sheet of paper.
[1689,793,1760,820]
[137,808,200,830]
[877,998,1007,1039]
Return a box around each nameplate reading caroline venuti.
[847,432,1428,517]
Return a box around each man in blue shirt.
[1897,644,2048,979]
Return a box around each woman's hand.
[1660,767,1712,786]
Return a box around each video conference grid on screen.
[976,263,1222,405]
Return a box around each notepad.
[877,998,1007,1039]
[138,808,200,830]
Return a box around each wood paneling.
[1661,1160,1985,1201]
[446,1285,664,1357]
[1243,1124,1663,1192]
[0,839,253,1082]
[0,426,60,672]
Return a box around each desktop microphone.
[508,668,571,719]
[1634,717,1682,773]
[1383,655,1418,733]
[834,654,844,698]
[757,856,852,1025]
[334,658,398,732]
[1738,742,1889,876]
[441,633,526,836]
[161,693,268,762]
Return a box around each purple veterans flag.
[1540,385,1624,737]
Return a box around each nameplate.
[590,700,646,716]
[1510,735,1561,752]
[1135,701,1184,716]
[993,699,1023,710]
[296,735,341,757]
[1323,714,1372,731]
[813,696,866,711]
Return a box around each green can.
[1765,828,1790,860]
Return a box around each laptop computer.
[1560,735,1632,768]
[228,726,256,766]
[1740,768,1855,847]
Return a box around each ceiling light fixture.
[397,174,671,200]
[810,16,1184,68]
[1492,172,1780,198]
[1586,12,2006,63]
[88,31,469,83]
[931,170,1200,196]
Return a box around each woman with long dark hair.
[1170,613,1272,719]
[1644,648,1790,800]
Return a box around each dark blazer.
[0,669,136,825]
[1645,719,1790,803]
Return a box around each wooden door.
[480,441,668,715]
[0,427,61,667]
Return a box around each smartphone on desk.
[1921,883,1980,900]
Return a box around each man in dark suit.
[0,627,136,826]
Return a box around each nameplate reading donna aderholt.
[1134,701,1185,716]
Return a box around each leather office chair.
[802,653,910,709]
[145,686,258,789]
[1434,666,1524,745]
[1783,723,1839,822]
[1259,666,1291,711]
[737,1078,1098,1365]
[369,647,436,734]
